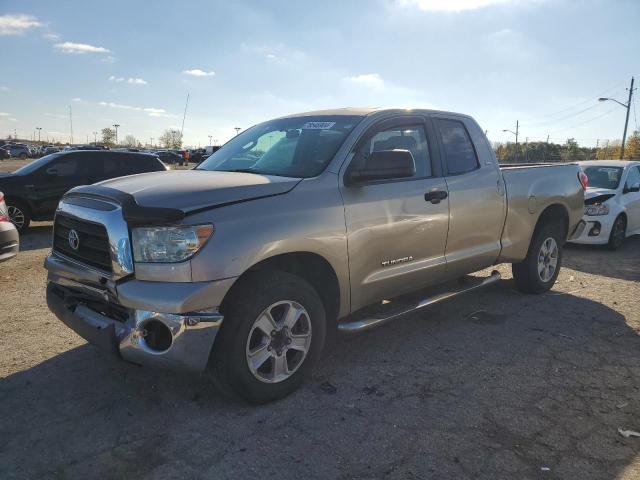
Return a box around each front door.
[340,116,450,312]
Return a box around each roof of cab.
[276,107,473,120]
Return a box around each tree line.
[493,130,640,163]
[100,128,183,149]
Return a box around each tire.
[6,199,31,232]
[607,215,626,251]
[512,222,563,294]
[211,271,326,403]
[19,153,27,159]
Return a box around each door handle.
[424,190,448,204]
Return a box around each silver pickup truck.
[45,108,586,402]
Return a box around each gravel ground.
[1,159,639,479]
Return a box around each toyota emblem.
[68,229,80,251]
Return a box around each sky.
[0,0,638,148]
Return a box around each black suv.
[0,150,167,231]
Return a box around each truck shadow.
[564,236,640,282]
[1,284,639,479]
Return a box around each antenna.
[180,93,190,141]
[69,105,74,144]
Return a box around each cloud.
[0,14,42,35]
[109,76,147,85]
[54,41,111,54]
[344,73,385,88]
[71,97,82,102]
[42,32,60,41]
[182,69,216,77]
[0,86,8,92]
[396,0,513,11]
[98,101,172,117]
[0,112,9,116]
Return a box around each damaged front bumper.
[45,253,232,374]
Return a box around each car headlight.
[584,204,609,216]
[132,224,214,263]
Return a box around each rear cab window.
[435,118,480,175]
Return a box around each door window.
[50,156,79,176]
[436,119,479,175]
[624,166,640,190]
[356,124,431,178]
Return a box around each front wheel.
[211,271,326,403]
[512,223,563,294]
[607,215,626,251]
[7,200,31,232]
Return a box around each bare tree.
[123,134,138,148]
[159,129,183,149]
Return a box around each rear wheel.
[211,271,326,403]
[512,223,563,294]
[7,200,30,232]
[607,215,626,251]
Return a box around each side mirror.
[347,149,416,184]
[45,167,58,176]
[625,182,640,193]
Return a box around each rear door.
[432,115,506,277]
[340,115,450,311]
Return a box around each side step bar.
[338,270,501,334]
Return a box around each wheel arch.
[220,251,342,334]
[534,203,569,243]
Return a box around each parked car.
[0,147,9,160]
[4,144,31,159]
[0,150,168,231]
[155,150,183,165]
[569,160,640,250]
[44,108,585,403]
[0,191,19,262]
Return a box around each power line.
[520,103,601,128]
[549,106,619,134]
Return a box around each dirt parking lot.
[1,160,639,479]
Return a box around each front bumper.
[45,252,236,373]
[47,282,223,373]
[568,215,615,245]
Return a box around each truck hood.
[95,170,302,212]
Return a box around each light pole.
[150,137,154,148]
[234,127,241,136]
[599,76,634,159]
[36,127,42,143]
[502,120,519,162]
[113,124,120,145]
[93,131,98,144]
[208,135,212,146]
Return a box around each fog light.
[141,320,173,352]
[588,222,601,236]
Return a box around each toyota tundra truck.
[45,108,586,402]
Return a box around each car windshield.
[12,153,60,175]
[583,166,624,190]
[196,115,363,178]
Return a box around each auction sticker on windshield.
[302,122,336,130]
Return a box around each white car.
[569,160,640,250]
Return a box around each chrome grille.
[53,214,112,272]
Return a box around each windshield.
[12,153,60,175]
[583,166,624,190]
[196,115,363,178]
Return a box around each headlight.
[584,204,609,216]
[132,225,214,263]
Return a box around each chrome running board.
[338,270,501,334]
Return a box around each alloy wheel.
[537,237,558,282]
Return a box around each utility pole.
[524,137,528,162]
[234,127,241,136]
[208,135,212,146]
[598,76,635,159]
[604,140,610,159]
[93,131,98,144]
[113,124,120,145]
[150,137,154,147]
[594,139,599,160]
[36,127,42,143]
[502,120,519,162]
[620,76,634,159]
